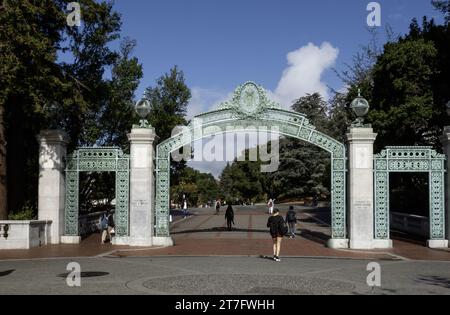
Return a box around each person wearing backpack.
[99,213,109,244]
[267,209,287,262]
[286,206,298,239]
[107,212,115,239]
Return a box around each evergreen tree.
[146,66,191,184]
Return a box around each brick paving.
[0,206,449,261]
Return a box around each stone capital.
[37,130,70,146]
[127,127,158,143]
[346,127,377,143]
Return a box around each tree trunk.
[0,105,7,220]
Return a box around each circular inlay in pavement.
[141,274,355,295]
[57,271,109,278]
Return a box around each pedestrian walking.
[99,212,109,244]
[183,199,188,218]
[267,198,274,214]
[215,199,221,215]
[285,206,298,238]
[107,211,115,239]
[267,209,287,262]
[225,205,235,231]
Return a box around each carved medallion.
[239,82,261,115]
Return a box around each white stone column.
[347,127,377,250]
[125,128,157,246]
[440,128,450,248]
[37,130,69,245]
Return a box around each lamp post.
[135,96,151,128]
[350,89,370,127]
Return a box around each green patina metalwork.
[155,82,347,239]
[64,148,130,237]
[374,146,446,240]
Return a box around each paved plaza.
[0,206,449,295]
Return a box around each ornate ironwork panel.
[64,148,130,237]
[374,146,446,240]
[155,82,347,239]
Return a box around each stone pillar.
[37,130,69,245]
[440,127,450,248]
[347,127,377,250]
[125,128,157,246]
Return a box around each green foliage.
[432,0,450,23]
[219,93,345,203]
[171,167,219,207]
[8,203,36,221]
[146,66,191,143]
[146,66,191,183]
[0,1,143,213]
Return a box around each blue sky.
[106,0,444,177]
[112,0,443,116]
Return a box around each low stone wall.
[390,212,429,238]
[0,221,52,250]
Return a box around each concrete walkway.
[0,206,449,262]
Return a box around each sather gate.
[155,82,347,241]
[35,81,449,249]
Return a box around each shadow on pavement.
[416,276,450,289]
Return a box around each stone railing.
[0,221,52,249]
[390,212,429,238]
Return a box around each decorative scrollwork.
[155,84,347,240]
[374,146,446,240]
[64,147,130,237]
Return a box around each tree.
[99,38,143,147]
[432,0,450,23]
[146,66,191,184]
[369,38,439,149]
[146,66,191,143]
[0,0,70,215]
[171,167,219,207]
[0,105,6,219]
[269,94,332,201]
[0,0,140,216]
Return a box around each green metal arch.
[155,108,347,239]
[374,146,446,240]
[64,147,130,237]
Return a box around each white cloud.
[185,42,339,176]
[187,87,230,119]
[275,42,339,107]
[188,42,339,115]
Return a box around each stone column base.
[153,237,174,247]
[428,240,449,249]
[112,237,129,246]
[128,237,153,247]
[350,239,374,250]
[327,238,349,249]
[372,239,393,249]
[60,236,81,244]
